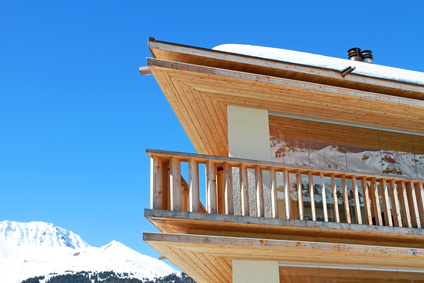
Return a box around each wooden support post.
[206,161,217,214]
[170,156,181,211]
[407,182,421,228]
[240,164,249,216]
[380,179,393,227]
[362,177,373,225]
[270,168,278,218]
[255,165,264,217]
[297,170,304,220]
[223,162,234,215]
[150,156,163,210]
[331,174,340,223]
[308,173,316,221]
[416,182,424,228]
[284,170,291,220]
[320,173,328,222]
[389,180,402,227]
[371,178,383,226]
[217,168,225,214]
[352,176,362,225]
[189,159,200,213]
[342,176,351,224]
[400,181,412,228]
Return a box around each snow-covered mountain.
[0,221,178,283]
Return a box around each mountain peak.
[0,220,90,249]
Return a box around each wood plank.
[170,156,181,211]
[320,173,328,222]
[255,165,264,217]
[352,176,362,225]
[284,170,292,220]
[342,176,351,224]
[400,181,413,228]
[380,179,393,227]
[207,161,217,214]
[189,159,200,213]
[389,180,402,227]
[297,170,304,220]
[371,178,383,226]
[308,173,316,221]
[407,182,421,228]
[331,174,340,223]
[223,162,234,215]
[270,168,278,218]
[416,182,424,228]
[240,164,249,216]
[217,169,225,214]
[150,156,163,209]
[362,177,373,225]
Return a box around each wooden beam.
[150,156,163,209]
[284,170,291,220]
[189,159,200,213]
[320,173,328,222]
[407,182,421,228]
[415,182,424,228]
[270,168,278,218]
[380,179,393,227]
[240,164,249,216]
[170,156,182,211]
[352,176,362,225]
[255,165,264,217]
[342,176,351,224]
[362,177,373,225]
[297,170,304,221]
[223,162,234,215]
[331,174,340,223]
[389,180,402,227]
[371,178,383,226]
[400,181,413,228]
[308,173,316,221]
[207,161,217,214]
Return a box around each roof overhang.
[146,38,424,156]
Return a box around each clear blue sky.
[1,0,423,261]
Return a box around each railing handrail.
[146,148,424,182]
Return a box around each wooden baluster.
[255,165,264,217]
[380,179,393,227]
[206,161,217,214]
[150,155,163,209]
[217,168,225,214]
[224,162,234,215]
[389,180,402,227]
[270,168,278,218]
[362,177,373,225]
[297,170,304,220]
[189,159,199,213]
[240,164,249,216]
[284,170,291,220]
[352,176,362,225]
[320,173,328,222]
[342,176,351,224]
[400,181,412,228]
[331,174,340,223]
[407,182,421,228]
[415,182,424,228]
[308,173,316,221]
[370,178,383,226]
[170,156,181,211]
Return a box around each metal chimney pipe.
[347,48,363,61]
[361,50,374,64]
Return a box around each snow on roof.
[213,44,424,86]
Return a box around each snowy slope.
[0,221,178,283]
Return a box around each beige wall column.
[227,105,271,161]
[233,260,279,283]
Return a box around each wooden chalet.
[141,38,424,282]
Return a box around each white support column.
[233,260,279,283]
[227,105,271,161]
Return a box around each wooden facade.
[142,38,424,282]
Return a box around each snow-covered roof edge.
[213,44,424,87]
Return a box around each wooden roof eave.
[148,38,424,101]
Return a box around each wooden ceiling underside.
[144,232,424,283]
[148,57,424,156]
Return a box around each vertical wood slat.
[416,182,424,228]
[320,173,328,222]
[362,177,373,225]
[352,176,362,225]
[206,161,217,214]
[170,156,181,211]
[150,156,163,209]
[297,170,304,220]
[255,165,264,217]
[389,180,402,227]
[407,182,421,228]
[342,176,351,224]
[371,178,383,226]
[217,169,225,214]
[284,170,291,220]
[240,164,249,216]
[400,181,412,228]
[308,173,316,221]
[380,179,393,227]
[331,174,340,223]
[223,162,234,215]
[189,159,199,213]
[270,168,278,218]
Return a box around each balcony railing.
[147,149,424,229]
